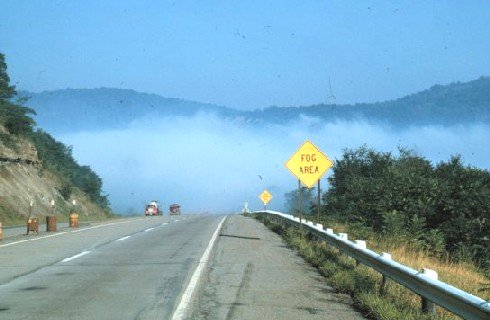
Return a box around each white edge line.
[171,216,226,320]
[0,239,28,248]
[61,250,91,262]
[117,236,131,241]
[29,232,67,241]
[0,218,147,248]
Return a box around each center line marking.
[62,250,91,262]
[145,228,155,232]
[172,216,226,320]
[117,236,131,241]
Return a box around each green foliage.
[381,210,406,238]
[30,129,109,208]
[0,53,16,100]
[422,229,446,258]
[0,54,36,136]
[0,132,17,150]
[355,292,433,320]
[284,186,317,216]
[59,182,72,200]
[324,146,490,268]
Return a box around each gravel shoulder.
[188,214,365,320]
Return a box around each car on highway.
[169,204,181,215]
[144,201,160,216]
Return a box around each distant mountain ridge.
[20,88,239,133]
[20,77,490,133]
[249,76,490,127]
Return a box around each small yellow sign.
[285,140,333,188]
[259,190,273,205]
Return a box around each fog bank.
[57,114,490,214]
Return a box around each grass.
[325,218,490,303]
[252,213,490,320]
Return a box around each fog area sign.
[284,140,333,188]
[259,190,273,205]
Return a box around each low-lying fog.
[57,114,490,215]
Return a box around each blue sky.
[1,1,489,110]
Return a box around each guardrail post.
[379,252,392,294]
[354,240,366,266]
[421,268,438,315]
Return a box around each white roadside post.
[379,252,392,294]
[354,240,367,266]
[421,268,438,315]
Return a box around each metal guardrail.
[254,210,490,320]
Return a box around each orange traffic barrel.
[0,222,3,241]
[27,217,39,235]
[69,213,79,228]
[46,216,57,232]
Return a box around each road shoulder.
[188,214,365,320]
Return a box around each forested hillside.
[20,88,237,133]
[0,53,110,223]
[252,77,490,127]
[20,76,490,134]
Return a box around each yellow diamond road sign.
[259,190,273,205]
[285,140,334,188]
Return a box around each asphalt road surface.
[0,214,224,320]
[188,215,365,320]
[1,214,364,320]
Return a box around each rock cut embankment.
[0,135,108,225]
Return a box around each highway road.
[0,214,224,320]
[0,214,364,320]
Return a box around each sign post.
[285,140,333,227]
[317,179,321,224]
[259,190,273,210]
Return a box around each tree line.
[287,146,489,270]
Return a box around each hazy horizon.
[2,2,490,110]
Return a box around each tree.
[0,53,16,100]
[0,53,36,135]
[284,186,316,216]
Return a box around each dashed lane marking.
[61,250,91,263]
